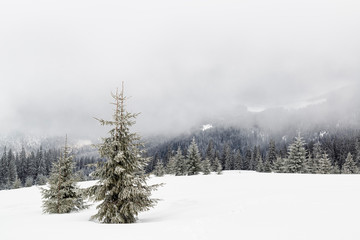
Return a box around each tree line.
[0,146,101,190]
[150,132,360,176]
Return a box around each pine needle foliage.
[87,85,159,224]
[41,137,86,214]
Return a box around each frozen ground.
[1,171,360,240]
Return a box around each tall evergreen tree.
[186,138,202,175]
[342,152,358,174]
[286,135,307,173]
[41,137,86,213]
[87,86,159,223]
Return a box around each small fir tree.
[202,158,212,175]
[312,142,322,173]
[41,137,86,213]
[213,157,222,174]
[7,149,17,187]
[316,152,332,174]
[342,152,358,174]
[263,158,272,173]
[205,140,215,166]
[254,146,262,172]
[267,140,277,166]
[174,147,187,176]
[306,153,315,174]
[256,154,264,172]
[233,150,243,170]
[186,138,202,176]
[286,135,307,173]
[24,176,34,187]
[166,156,177,175]
[153,160,165,177]
[272,157,286,173]
[86,85,159,223]
[13,177,22,189]
[355,139,360,167]
[223,144,233,170]
[331,163,341,174]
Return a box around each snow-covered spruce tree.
[272,157,286,173]
[256,154,264,172]
[355,139,360,167]
[166,156,177,175]
[342,152,358,174]
[223,144,233,170]
[153,159,165,177]
[267,140,277,166]
[87,86,159,224]
[305,153,315,174]
[316,152,332,174]
[41,137,86,213]
[205,140,215,167]
[254,147,263,172]
[233,150,243,170]
[263,158,272,173]
[174,147,187,176]
[213,157,222,174]
[7,149,17,188]
[312,142,322,173]
[331,163,341,174]
[202,158,212,175]
[0,148,9,189]
[186,138,202,175]
[286,135,307,173]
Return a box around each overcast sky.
[1,0,360,139]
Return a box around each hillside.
[1,171,360,240]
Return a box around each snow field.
[1,171,360,240]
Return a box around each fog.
[1,0,360,139]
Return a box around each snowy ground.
[1,171,360,240]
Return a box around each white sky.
[1,0,359,138]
